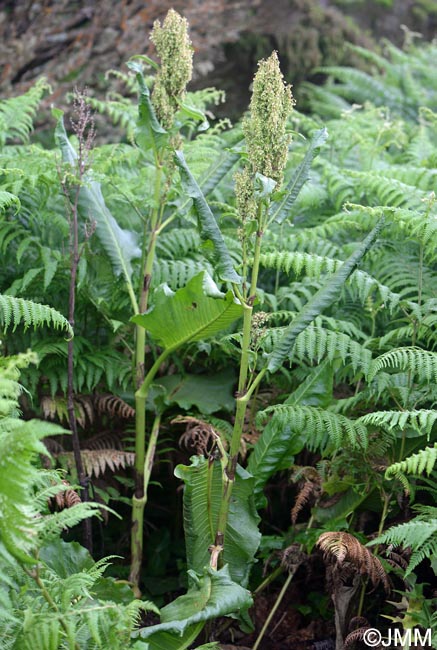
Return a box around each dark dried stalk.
[62,89,96,553]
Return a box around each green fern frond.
[0,78,50,145]
[385,443,437,478]
[369,515,437,576]
[152,258,213,290]
[368,347,437,383]
[156,228,201,258]
[0,295,72,337]
[0,191,20,213]
[85,95,136,139]
[257,404,368,451]
[349,170,426,210]
[359,410,437,437]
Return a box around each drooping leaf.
[266,217,385,372]
[132,271,243,351]
[269,127,328,224]
[175,456,261,586]
[134,565,252,640]
[175,151,241,283]
[54,114,140,291]
[127,62,168,153]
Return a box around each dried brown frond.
[317,532,390,592]
[291,481,321,525]
[290,466,322,524]
[52,479,82,510]
[83,431,125,451]
[57,449,135,478]
[174,415,223,456]
[348,616,370,631]
[344,627,376,649]
[94,393,135,419]
[41,394,93,428]
[281,543,307,573]
[383,545,410,571]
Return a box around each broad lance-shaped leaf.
[132,271,243,351]
[175,151,242,284]
[267,217,386,373]
[127,61,168,153]
[54,113,140,284]
[133,565,252,641]
[269,127,328,224]
[175,456,261,586]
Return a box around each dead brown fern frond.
[83,430,125,451]
[174,415,221,456]
[94,393,135,419]
[317,532,390,592]
[281,543,307,573]
[290,466,322,525]
[51,479,82,510]
[58,449,135,478]
[41,395,93,428]
[344,627,373,649]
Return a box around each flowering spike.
[150,9,193,129]
[244,51,294,187]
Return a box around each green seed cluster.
[150,9,193,129]
[244,51,294,186]
[235,166,257,224]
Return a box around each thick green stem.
[130,414,161,589]
[130,163,163,588]
[215,211,265,543]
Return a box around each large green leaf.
[266,218,385,372]
[175,456,261,587]
[269,127,328,224]
[247,417,305,510]
[54,114,140,284]
[151,369,236,414]
[132,271,243,351]
[174,151,241,283]
[134,565,252,641]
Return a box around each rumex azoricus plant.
[130,9,194,589]
[216,52,295,545]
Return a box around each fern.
[0,295,72,336]
[257,404,368,451]
[368,347,437,383]
[370,509,437,576]
[0,78,50,145]
[359,410,437,437]
[385,443,437,478]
